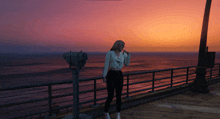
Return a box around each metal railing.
[0,63,220,119]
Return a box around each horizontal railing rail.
[0,63,220,119]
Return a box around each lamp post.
[192,0,212,93]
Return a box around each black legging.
[104,69,124,112]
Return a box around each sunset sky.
[0,0,219,53]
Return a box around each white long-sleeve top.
[102,51,131,78]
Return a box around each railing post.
[94,79,97,105]
[91,78,99,107]
[171,69,173,87]
[210,68,212,78]
[48,85,52,117]
[186,67,189,84]
[126,75,131,99]
[152,72,155,92]
[219,64,220,76]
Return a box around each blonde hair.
[110,40,125,51]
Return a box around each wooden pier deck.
[95,77,220,119]
[56,76,220,119]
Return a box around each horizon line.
[1,51,220,54]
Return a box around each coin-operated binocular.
[63,51,92,119]
[63,50,88,70]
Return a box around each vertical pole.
[197,0,212,67]
[69,51,72,70]
[91,78,100,107]
[171,69,173,87]
[152,72,155,92]
[48,85,52,117]
[126,75,131,99]
[94,79,97,106]
[219,64,220,76]
[193,0,212,93]
[186,67,189,84]
[127,75,129,98]
[73,67,79,119]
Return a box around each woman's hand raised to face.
[123,50,130,55]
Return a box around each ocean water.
[0,52,220,118]
[1,52,218,85]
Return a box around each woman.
[102,40,131,119]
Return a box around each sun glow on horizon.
[0,0,220,53]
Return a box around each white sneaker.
[105,112,111,119]
[116,112,121,119]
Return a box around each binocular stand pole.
[63,67,92,119]
[71,67,92,119]
[72,67,80,119]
